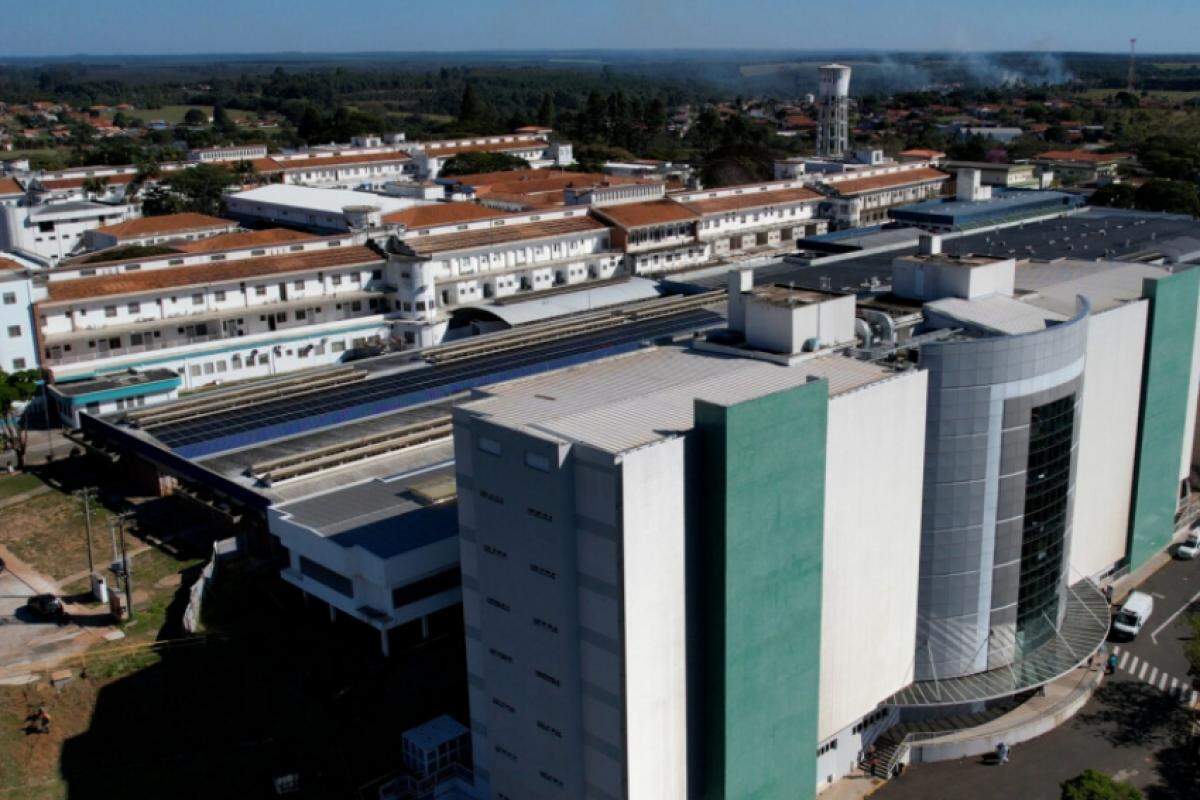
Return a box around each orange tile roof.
[276,151,411,170]
[681,187,822,216]
[422,140,547,159]
[92,213,235,239]
[44,245,383,303]
[592,200,700,228]
[823,167,949,196]
[173,228,318,253]
[899,148,946,159]
[0,177,23,195]
[401,216,605,256]
[0,257,25,272]
[384,203,511,229]
[249,157,284,173]
[38,173,136,191]
[1035,150,1131,164]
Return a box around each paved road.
[0,568,82,675]
[876,556,1200,800]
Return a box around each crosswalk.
[1110,646,1198,707]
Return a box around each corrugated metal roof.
[1019,261,1164,314]
[463,345,898,454]
[925,294,1067,335]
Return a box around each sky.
[7,0,1200,57]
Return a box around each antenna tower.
[1127,38,1137,91]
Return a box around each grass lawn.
[0,473,43,502]
[126,104,212,125]
[0,489,110,582]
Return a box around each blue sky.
[9,0,1199,56]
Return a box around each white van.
[1112,591,1154,639]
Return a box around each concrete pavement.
[875,555,1200,800]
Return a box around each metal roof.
[467,278,662,327]
[227,184,418,215]
[461,345,900,455]
[925,294,1067,335]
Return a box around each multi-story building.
[33,239,392,391]
[940,160,1041,189]
[453,286,926,800]
[0,256,39,372]
[437,170,663,212]
[388,208,621,345]
[260,150,416,189]
[590,200,706,275]
[816,165,949,228]
[188,144,270,163]
[1032,150,1132,186]
[82,213,240,251]
[451,231,1200,799]
[0,198,137,264]
[672,180,827,258]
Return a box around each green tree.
[80,176,109,199]
[160,163,236,216]
[439,151,528,177]
[211,102,235,135]
[1134,178,1200,216]
[1061,770,1143,800]
[0,370,40,470]
[1090,183,1137,210]
[536,92,554,127]
[1185,613,1200,680]
[183,107,209,126]
[458,84,487,131]
[140,184,186,216]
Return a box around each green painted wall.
[696,380,827,800]
[1128,268,1200,571]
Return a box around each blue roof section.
[889,189,1084,230]
[329,503,459,559]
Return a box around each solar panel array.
[150,309,723,458]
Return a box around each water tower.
[816,64,852,158]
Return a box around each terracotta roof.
[173,228,318,253]
[592,200,699,229]
[422,140,547,159]
[44,245,383,303]
[384,203,511,229]
[0,257,25,272]
[402,216,605,256]
[0,177,23,195]
[681,187,822,216]
[249,157,284,173]
[1035,150,1131,164]
[899,148,946,159]
[823,168,949,197]
[276,151,411,170]
[92,213,235,240]
[38,173,136,191]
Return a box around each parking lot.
[876,555,1200,800]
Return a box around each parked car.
[25,594,66,623]
[1111,591,1154,639]
[1176,531,1200,560]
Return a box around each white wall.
[0,273,39,371]
[620,438,688,800]
[1071,301,1149,579]
[819,369,927,744]
[1181,278,1200,481]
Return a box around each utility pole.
[117,513,134,621]
[79,487,95,574]
[40,378,54,461]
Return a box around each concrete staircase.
[868,695,1029,779]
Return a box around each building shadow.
[58,563,468,799]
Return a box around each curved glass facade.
[1015,393,1076,654]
